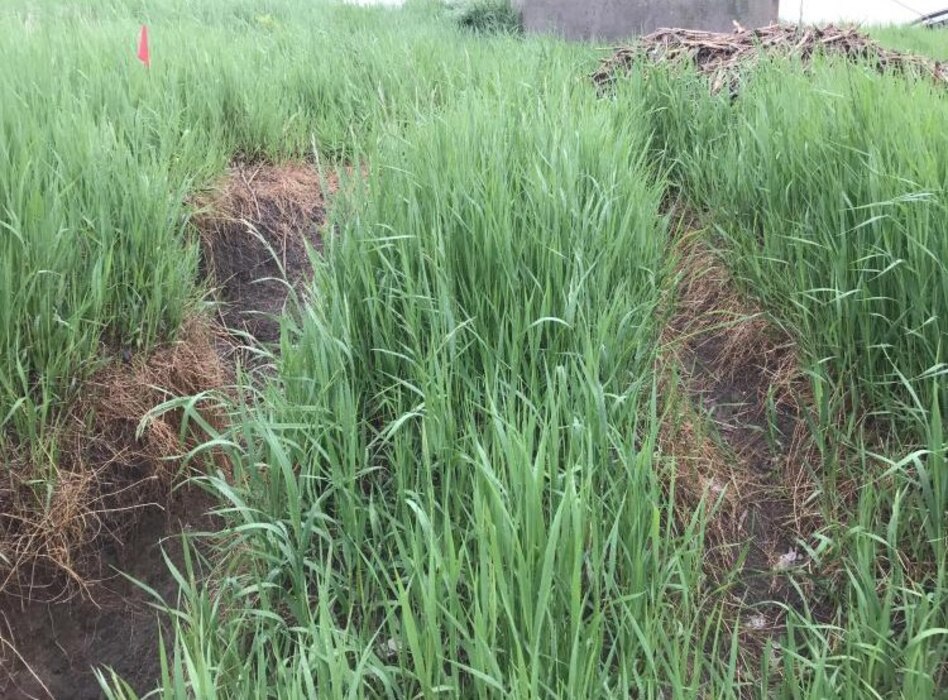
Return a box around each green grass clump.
[136,91,736,697]
[0,0,577,445]
[641,59,948,439]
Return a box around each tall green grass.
[872,25,948,61]
[1,0,946,696]
[134,91,742,697]
[640,60,947,438]
[0,0,591,445]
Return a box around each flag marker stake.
[137,25,150,68]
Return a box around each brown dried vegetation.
[0,318,228,603]
[658,227,827,669]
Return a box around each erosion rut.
[661,231,823,662]
[0,161,333,699]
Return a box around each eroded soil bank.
[0,161,333,699]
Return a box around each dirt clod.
[0,489,216,700]
[0,318,228,601]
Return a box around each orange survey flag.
[137,25,150,67]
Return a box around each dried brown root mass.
[193,161,336,345]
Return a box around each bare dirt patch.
[0,318,228,601]
[0,489,215,700]
[194,161,336,345]
[659,229,825,669]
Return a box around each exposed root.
[0,318,229,603]
[193,161,336,344]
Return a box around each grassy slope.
[1,1,945,697]
[873,25,948,60]
[648,59,947,432]
[162,92,700,699]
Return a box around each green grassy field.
[1,1,946,698]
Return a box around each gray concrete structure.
[513,0,779,40]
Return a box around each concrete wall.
[513,0,780,40]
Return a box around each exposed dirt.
[0,318,228,602]
[194,161,335,345]
[0,161,333,698]
[0,319,228,699]
[659,229,824,669]
[0,489,216,700]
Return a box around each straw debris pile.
[593,23,948,95]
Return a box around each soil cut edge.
[0,159,336,699]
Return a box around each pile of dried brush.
[593,23,948,95]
